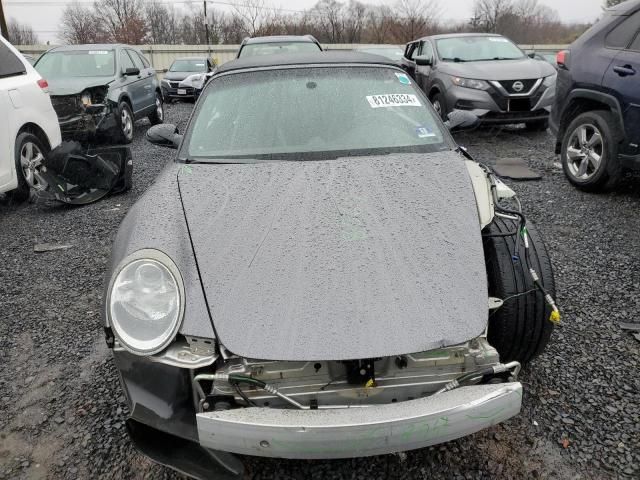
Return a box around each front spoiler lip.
[196,382,522,459]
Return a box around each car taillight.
[37,78,49,92]
[556,50,570,70]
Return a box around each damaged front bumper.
[51,96,117,140]
[196,383,522,459]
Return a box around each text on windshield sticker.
[367,94,421,108]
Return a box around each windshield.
[239,42,321,58]
[35,50,115,77]
[185,66,450,162]
[170,59,207,72]
[358,48,404,61]
[436,36,525,62]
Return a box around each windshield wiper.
[441,57,466,63]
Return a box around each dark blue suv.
[550,0,640,191]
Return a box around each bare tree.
[233,0,266,37]
[472,0,513,33]
[60,2,106,44]
[394,0,440,41]
[145,1,179,44]
[313,0,344,43]
[343,1,367,43]
[365,5,394,43]
[7,18,39,45]
[93,0,147,44]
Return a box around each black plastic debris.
[35,141,132,205]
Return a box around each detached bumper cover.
[196,382,522,459]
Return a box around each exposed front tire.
[430,92,447,121]
[560,110,621,192]
[116,101,134,144]
[483,217,556,365]
[7,132,49,202]
[148,92,164,126]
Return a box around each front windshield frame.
[169,59,207,72]
[435,36,525,62]
[178,64,457,164]
[35,49,116,77]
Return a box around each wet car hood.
[438,57,556,80]
[46,76,112,96]
[164,71,203,82]
[178,152,488,361]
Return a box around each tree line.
[7,0,602,46]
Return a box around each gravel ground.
[1,102,638,480]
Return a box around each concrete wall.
[17,44,567,74]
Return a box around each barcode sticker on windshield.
[88,51,109,55]
[367,94,421,108]
[488,37,509,42]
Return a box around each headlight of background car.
[80,90,92,106]
[180,74,205,89]
[107,249,184,355]
[543,73,557,87]
[451,76,490,91]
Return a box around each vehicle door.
[414,41,435,92]
[602,10,640,153]
[118,49,147,116]
[0,41,27,192]
[401,42,419,79]
[131,49,156,109]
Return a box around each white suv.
[0,36,61,201]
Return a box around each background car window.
[421,42,434,61]
[36,50,115,77]
[239,42,321,58]
[120,50,136,72]
[135,51,150,68]
[127,50,144,71]
[169,59,207,72]
[605,11,640,49]
[408,43,420,60]
[187,67,448,160]
[436,36,524,62]
[0,42,26,78]
[630,31,640,51]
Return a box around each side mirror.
[162,68,168,73]
[146,124,182,149]
[528,52,536,59]
[445,110,480,132]
[415,56,433,66]
[124,67,140,76]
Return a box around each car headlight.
[161,78,170,85]
[451,76,490,91]
[543,73,557,87]
[180,74,205,89]
[107,249,184,355]
[80,90,92,106]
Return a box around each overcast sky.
[4,0,605,43]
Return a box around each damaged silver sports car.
[103,52,559,479]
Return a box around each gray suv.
[35,44,163,144]
[402,34,557,129]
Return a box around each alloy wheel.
[121,108,133,140]
[20,141,47,191]
[565,123,604,180]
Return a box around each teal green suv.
[35,44,164,144]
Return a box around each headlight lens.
[108,250,184,355]
[80,90,92,106]
[451,76,490,90]
[543,73,557,87]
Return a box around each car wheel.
[525,119,548,131]
[430,92,447,121]
[561,110,621,192]
[7,132,49,202]
[483,217,556,365]
[116,101,134,144]
[148,92,164,126]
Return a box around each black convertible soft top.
[215,51,400,75]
